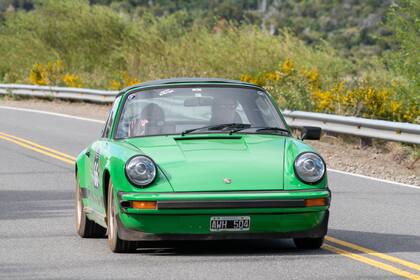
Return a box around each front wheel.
[293,237,324,249]
[107,180,137,253]
[75,175,106,238]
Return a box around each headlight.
[125,155,156,187]
[294,152,325,184]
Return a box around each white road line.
[329,169,420,189]
[0,105,105,124]
[1,105,419,189]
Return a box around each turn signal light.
[132,201,157,210]
[305,198,327,207]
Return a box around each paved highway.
[0,106,419,279]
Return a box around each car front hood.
[123,134,286,192]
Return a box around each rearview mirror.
[300,126,321,140]
[184,96,213,107]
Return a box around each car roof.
[118,77,262,97]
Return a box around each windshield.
[115,86,287,139]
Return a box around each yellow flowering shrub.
[241,58,319,111]
[29,60,78,87]
[311,81,419,123]
[63,74,83,88]
[241,58,419,123]
[46,60,64,84]
[29,63,49,85]
[301,68,320,90]
[239,74,257,84]
[312,88,334,111]
[282,59,294,75]
[26,58,417,124]
[122,72,140,87]
[108,72,140,90]
[109,80,121,90]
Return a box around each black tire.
[75,175,106,238]
[293,237,325,250]
[107,181,137,253]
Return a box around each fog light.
[132,201,157,210]
[305,198,327,207]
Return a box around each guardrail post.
[360,137,373,148]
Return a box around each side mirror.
[301,126,321,140]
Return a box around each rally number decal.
[93,151,100,189]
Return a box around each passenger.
[128,103,165,137]
[210,96,242,124]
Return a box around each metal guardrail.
[0,84,118,103]
[1,84,419,144]
[283,111,420,144]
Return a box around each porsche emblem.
[223,178,232,184]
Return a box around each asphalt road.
[0,107,419,280]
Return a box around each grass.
[0,0,418,123]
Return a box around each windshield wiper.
[229,126,290,135]
[181,123,251,136]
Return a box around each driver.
[128,103,165,137]
[210,96,242,124]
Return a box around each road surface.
[0,106,419,279]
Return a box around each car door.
[86,96,121,215]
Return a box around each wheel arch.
[103,169,111,214]
[75,151,88,186]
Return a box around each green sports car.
[75,78,330,253]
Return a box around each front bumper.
[117,189,330,241]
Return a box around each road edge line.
[328,169,420,189]
[0,105,105,124]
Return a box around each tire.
[75,175,106,238]
[107,180,137,253]
[293,236,325,250]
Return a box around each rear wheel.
[75,175,106,238]
[107,181,137,253]
[293,237,324,249]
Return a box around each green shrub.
[0,0,418,123]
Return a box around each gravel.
[309,137,419,186]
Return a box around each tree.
[385,0,420,90]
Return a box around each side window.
[235,103,250,124]
[255,95,278,127]
[102,96,121,138]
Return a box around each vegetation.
[0,0,418,123]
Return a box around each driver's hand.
[128,118,149,137]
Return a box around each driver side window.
[102,96,121,138]
[255,95,278,127]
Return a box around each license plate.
[210,216,250,232]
